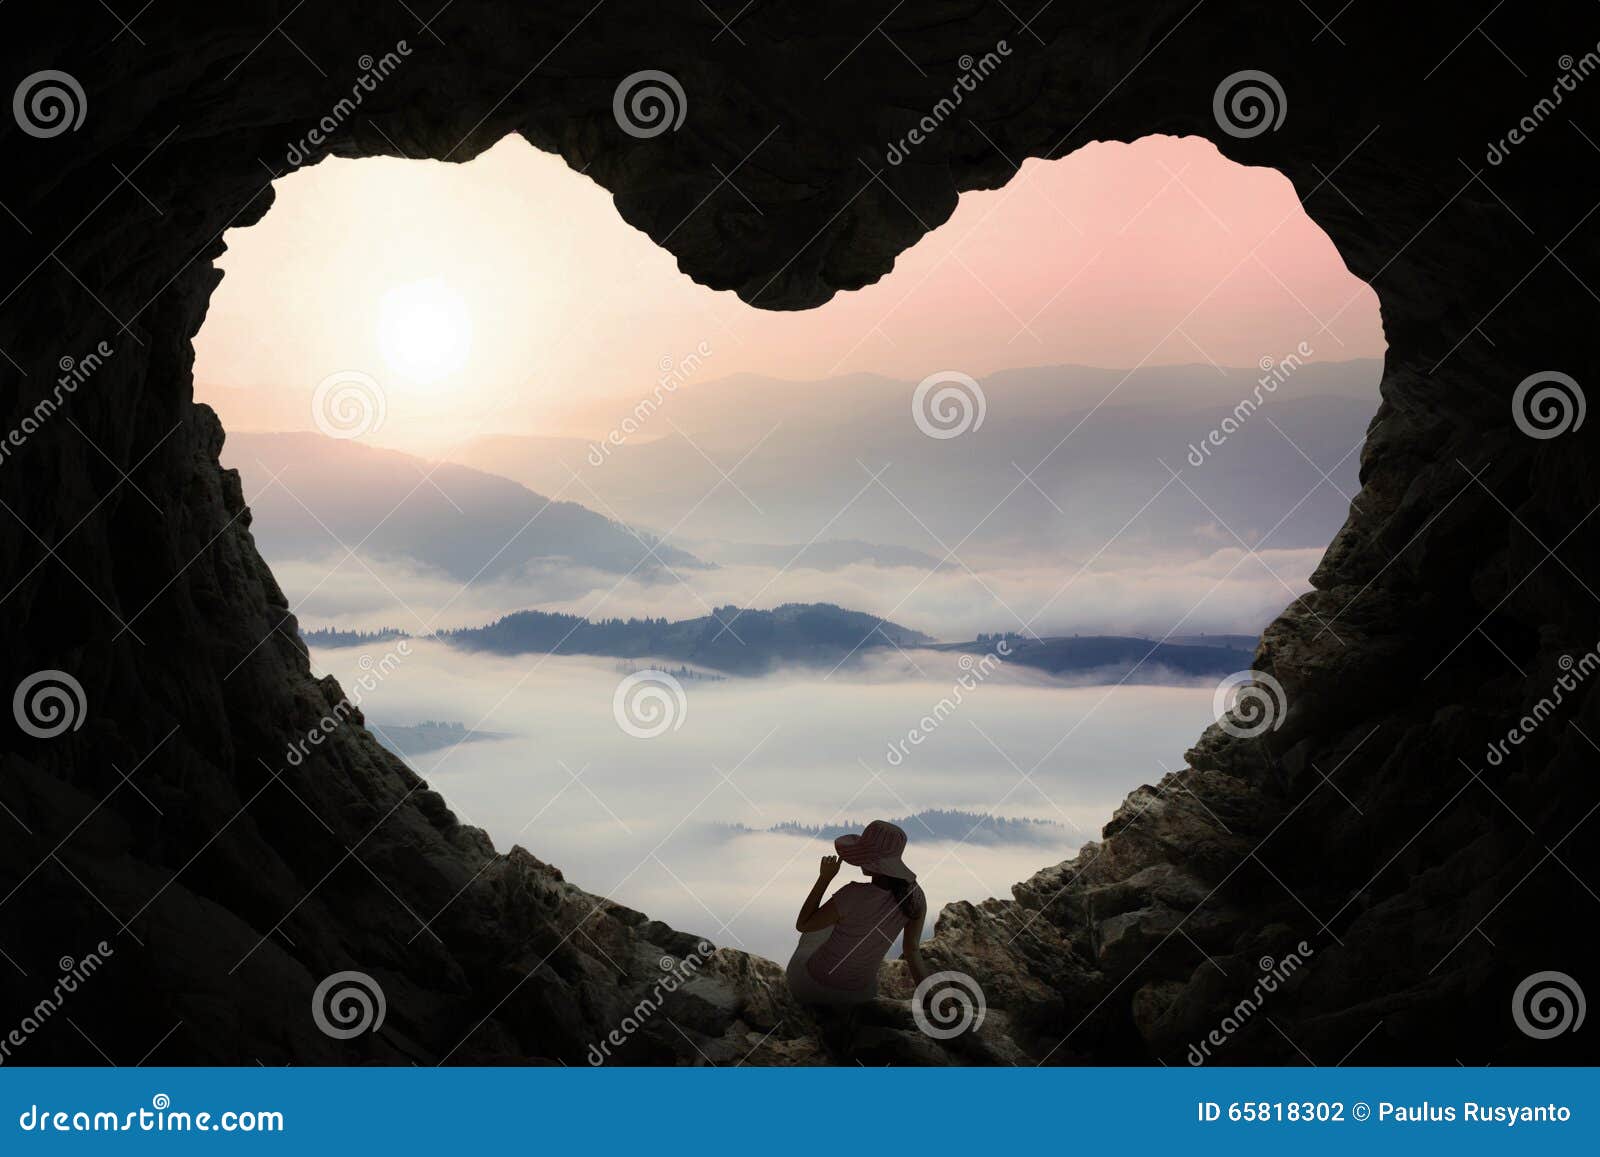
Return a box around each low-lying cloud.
[313,640,1219,961]
[276,545,1319,641]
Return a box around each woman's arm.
[901,913,930,985]
[795,855,843,932]
[908,889,934,979]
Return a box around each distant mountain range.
[301,603,1256,682]
[699,539,947,571]
[220,360,1372,649]
[224,431,704,582]
[456,360,1381,563]
[437,602,935,675]
[217,362,1375,646]
[1165,634,1259,653]
[938,634,1256,682]
[300,626,409,648]
[368,719,510,759]
[722,810,1068,847]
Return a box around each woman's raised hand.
[818,854,841,881]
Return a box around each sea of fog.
[311,639,1217,962]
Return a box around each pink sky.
[194,133,1383,456]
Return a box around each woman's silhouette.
[786,820,931,1005]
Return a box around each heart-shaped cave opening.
[192,132,1383,973]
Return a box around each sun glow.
[376,277,473,383]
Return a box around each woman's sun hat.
[834,819,916,881]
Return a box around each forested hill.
[437,602,934,675]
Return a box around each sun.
[376,277,473,382]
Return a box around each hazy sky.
[194,133,1383,456]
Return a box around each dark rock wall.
[2,1,1596,1064]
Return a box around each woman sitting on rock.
[786,820,931,1005]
